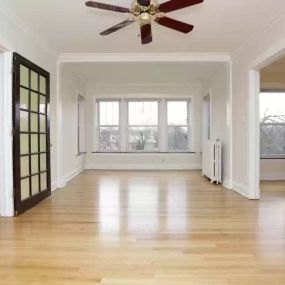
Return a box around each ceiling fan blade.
[156,16,194,33]
[85,1,130,13]
[137,0,151,6]
[141,24,152,45]
[158,0,203,13]
[100,18,136,36]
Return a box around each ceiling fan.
[85,0,204,44]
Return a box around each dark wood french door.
[13,53,51,215]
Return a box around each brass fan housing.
[130,0,161,24]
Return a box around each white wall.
[261,160,285,181]
[232,12,285,198]
[203,63,232,187]
[85,83,203,170]
[0,2,58,216]
[58,64,86,186]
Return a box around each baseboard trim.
[51,181,58,192]
[260,173,285,181]
[58,167,84,189]
[232,181,249,198]
[223,177,233,189]
[85,163,202,171]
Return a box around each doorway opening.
[259,56,285,196]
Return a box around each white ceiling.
[2,0,285,54]
[67,61,226,85]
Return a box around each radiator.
[202,140,222,184]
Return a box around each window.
[78,95,86,155]
[167,101,189,151]
[96,98,192,153]
[128,101,159,151]
[98,101,120,152]
[260,92,285,158]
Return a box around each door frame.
[13,53,51,215]
[0,46,14,217]
[248,44,285,199]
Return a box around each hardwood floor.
[0,170,285,284]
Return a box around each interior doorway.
[249,47,285,199]
[259,56,285,195]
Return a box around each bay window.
[96,98,192,153]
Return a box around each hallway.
[0,171,285,285]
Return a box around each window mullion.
[159,99,167,152]
[120,99,128,152]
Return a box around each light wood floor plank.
[0,170,285,284]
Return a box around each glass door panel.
[13,53,51,215]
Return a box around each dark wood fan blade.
[158,0,203,13]
[156,16,194,33]
[85,1,130,13]
[141,24,152,44]
[137,0,151,6]
[100,18,136,35]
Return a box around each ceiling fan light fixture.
[140,12,151,25]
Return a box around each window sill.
[92,152,196,154]
[261,157,285,160]
[77,152,87,157]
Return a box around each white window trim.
[94,95,195,154]
[77,92,86,156]
[127,99,159,153]
[166,99,192,153]
[96,99,120,153]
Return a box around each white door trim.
[0,49,14,217]
[248,41,285,199]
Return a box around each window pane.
[129,102,158,125]
[32,175,40,195]
[129,127,158,151]
[99,127,119,151]
[20,88,29,109]
[21,178,30,200]
[31,113,38,132]
[99,101,119,126]
[31,71,38,91]
[167,101,188,125]
[260,92,285,157]
[20,111,29,132]
[40,76,46,94]
[260,124,285,156]
[168,126,188,151]
[21,156,30,177]
[20,65,29,88]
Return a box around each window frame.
[94,97,194,154]
[260,90,285,160]
[127,99,160,153]
[77,94,86,156]
[96,99,120,153]
[166,99,192,153]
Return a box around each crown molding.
[58,52,231,63]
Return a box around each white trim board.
[232,181,249,199]
[58,53,231,63]
[58,167,85,189]
[0,51,14,217]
